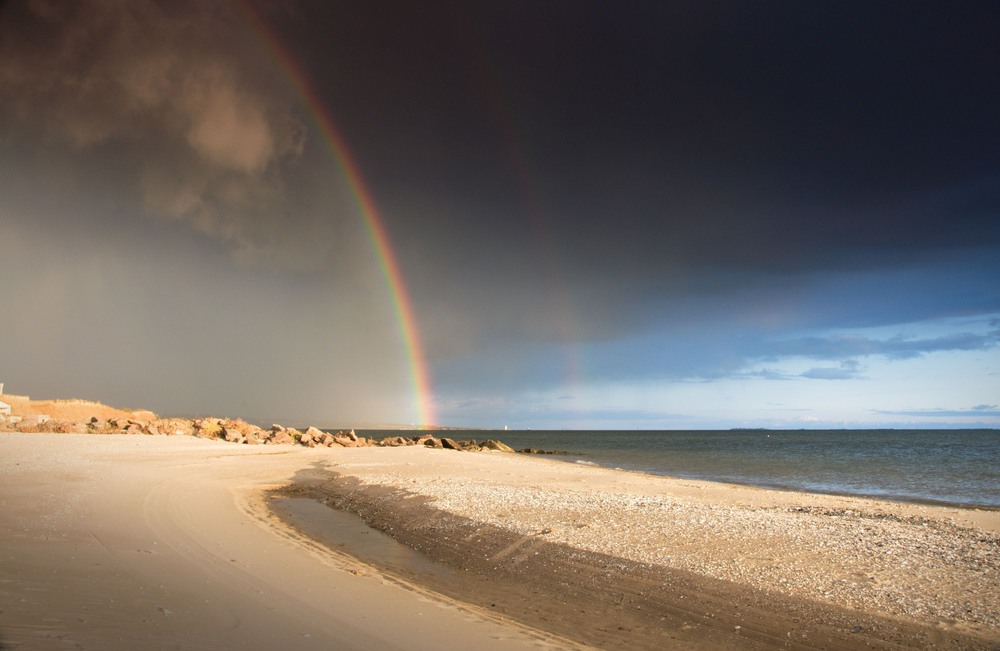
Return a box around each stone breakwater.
[0,415,518,453]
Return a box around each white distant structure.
[0,401,10,417]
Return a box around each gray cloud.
[763,330,1000,363]
[800,360,865,381]
[0,0,317,269]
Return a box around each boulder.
[423,437,442,448]
[194,419,223,439]
[15,418,40,432]
[304,426,326,440]
[270,431,293,445]
[481,439,515,453]
[223,427,244,443]
[441,437,461,451]
[145,424,161,436]
[153,419,194,437]
[337,434,361,447]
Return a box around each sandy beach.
[2,433,997,650]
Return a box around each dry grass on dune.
[0,394,156,422]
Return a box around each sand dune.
[0,394,156,422]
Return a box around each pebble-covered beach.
[296,447,999,648]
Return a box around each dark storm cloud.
[259,1,1000,359]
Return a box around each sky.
[1,0,998,430]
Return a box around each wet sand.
[2,433,997,649]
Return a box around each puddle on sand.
[270,496,454,580]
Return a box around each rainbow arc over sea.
[244,9,435,428]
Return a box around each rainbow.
[240,7,435,427]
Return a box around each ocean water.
[366,429,1000,509]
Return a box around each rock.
[15,418,39,432]
[89,420,108,432]
[378,436,408,447]
[345,429,358,442]
[124,423,143,435]
[304,426,325,440]
[223,427,244,443]
[194,419,223,439]
[270,430,293,445]
[441,437,461,450]
[481,439,515,453]
[423,437,442,448]
[335,434,361,447]
[146,424,161,436]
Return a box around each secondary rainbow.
[242,7,435,427]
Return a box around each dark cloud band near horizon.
[1,1,998,427]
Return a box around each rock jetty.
[0,414,523,453]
